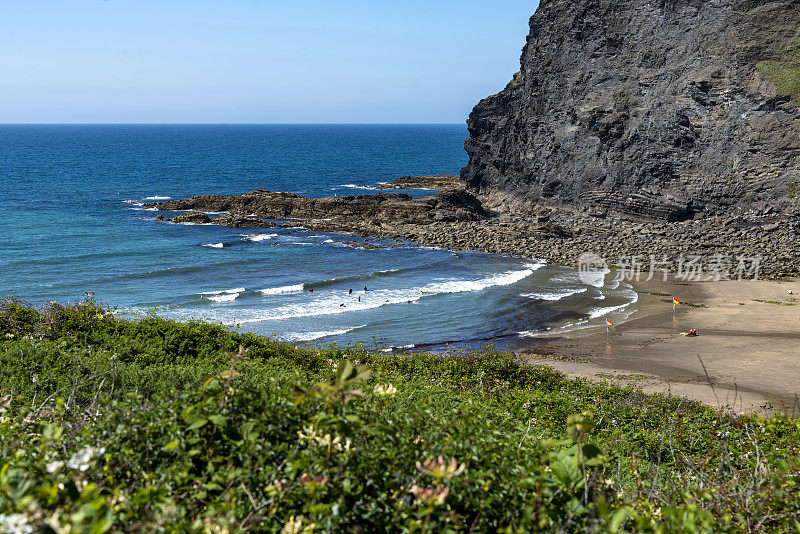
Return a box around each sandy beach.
[521,277,800,414]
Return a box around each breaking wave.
[260,284,305,295]
[236,263,544,324]
[281,325,366,342]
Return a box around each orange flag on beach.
[606,318,612,326]
[673,297,679,305]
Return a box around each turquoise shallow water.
[0,125,636,350]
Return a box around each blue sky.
[1,1,538,123]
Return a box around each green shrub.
[0,302,799,532]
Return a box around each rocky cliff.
[462,0,800,221]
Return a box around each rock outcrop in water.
[462,0,800,221]
[376,175,466,190]
[147,189,489,225]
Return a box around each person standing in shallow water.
[349,289,352,294]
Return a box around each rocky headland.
[462,0,800,221]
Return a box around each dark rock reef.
[462,0,800,221]
[376,175,466,190]
[146,189,489,226]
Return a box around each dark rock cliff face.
[462,0,800,221]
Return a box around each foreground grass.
[0,298,799,532]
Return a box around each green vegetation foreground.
[0,298,799,533]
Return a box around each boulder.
[172,211,211,224]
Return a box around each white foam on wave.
[588,285,638,319]
[123,200,156,211]
[582,268,610,288]
[340,183,378,190]
[521,287,587,302]
[381,343,415,353]
[144,196,172,200]
[200,287,245,296]
[235,263,543,324]
[281,325,366,342]
[241,233,279,242]
[519,282,638,337]
[208,293,239,303]
[260,284,305,295]
[202,243,225,249]
[323,239,335,243]
[518,320,594,338]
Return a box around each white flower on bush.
[67,446,105,472]
[373,383,397,397]
[46,460,64,473]
[0,513,34,534]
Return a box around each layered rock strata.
[462,0,800,221]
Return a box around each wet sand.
[521,277,800,414]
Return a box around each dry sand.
[521,277,800,414]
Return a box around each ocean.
[0,124,636,351]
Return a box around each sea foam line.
[281,325,367,342]
[235,263,543,324]
[340,183,378,190]
[241,233,279,242]
[521,287,587,302]
[260,284,305,295]
[200,287,245,296]
[208,293,239,303]
[199,286,246,303]
[588,287,638,319]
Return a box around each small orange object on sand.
[681,329,698,337]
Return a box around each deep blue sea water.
[0,125,636,350]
